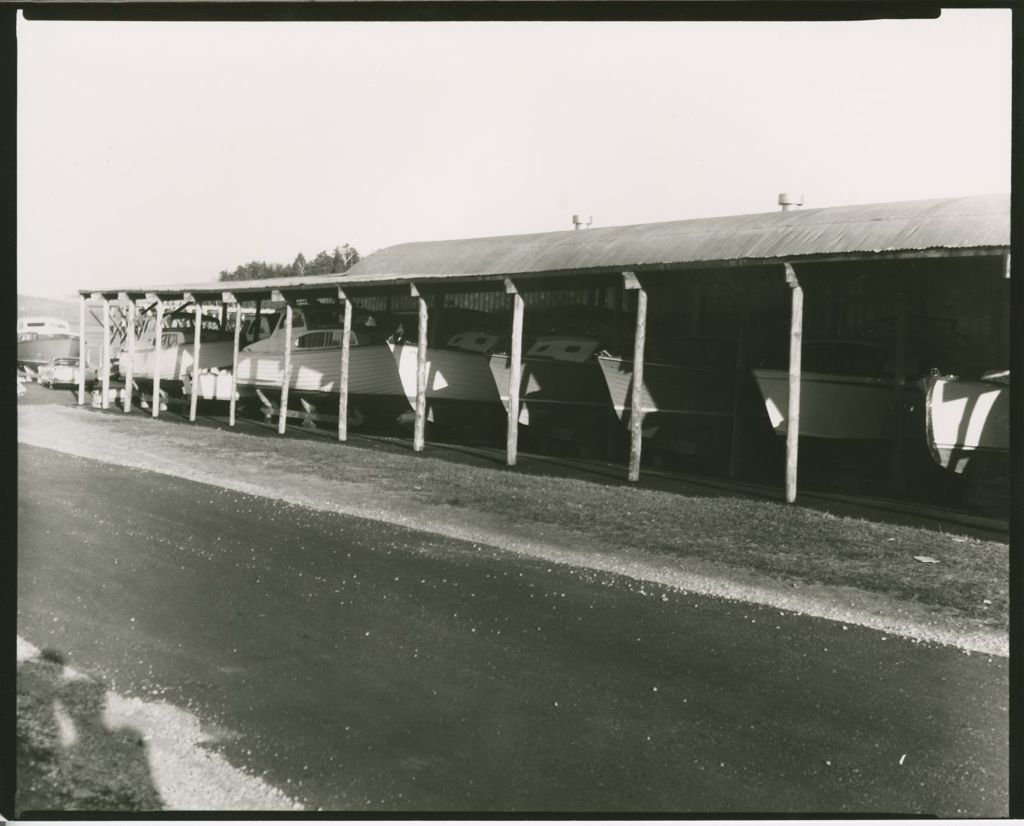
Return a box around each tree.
[218,245,359,282]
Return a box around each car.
[43,356,96,388]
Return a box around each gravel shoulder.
[16,637,301,814]
[18,402,1008,657]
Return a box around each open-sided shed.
[79,193,1010,503]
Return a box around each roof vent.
[572,214,592,230]
[778,193,804,212]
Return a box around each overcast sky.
[17,10,1011,299]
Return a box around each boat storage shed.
[78,193,1010,506]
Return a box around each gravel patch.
[16,637,301,814]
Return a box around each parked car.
[40,356,96,388]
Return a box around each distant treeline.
[218,244,360,282]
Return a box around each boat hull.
[925,375,1009,473]
[233,344,412,425]
[391,343,504,430]
[596,356,733,418]
[127,339,237,387]
[489,354,614,451]
[753,369,918,441]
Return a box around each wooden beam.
[278,303,293,435]
[77,295,87,406]
[338,299,353,442]
[784,263,803,504]
[123,300,136,413]
[100,299,111,409]
[229,302,242,427]
[627,284,648,482]
[152,300,163,418]
[1004,253,1011,279]
[506,285,525,466]
[189,300,202,422]
[413,291,428,452]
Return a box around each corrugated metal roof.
[81,194,1009,298]
[345,194,1009,280]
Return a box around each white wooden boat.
[752,341,921,441]
[489,336,614,450]
[596,349,736,457]
[390,331,505,428]
[924,370,1009,473]
[233,305,409,424]
[126,307,236,395]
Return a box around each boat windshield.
[296,305,377,331]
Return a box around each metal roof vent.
[778,193,804,212]
[572,214,592,230]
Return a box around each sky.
[17,10,1012,299]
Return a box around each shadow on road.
[17,649,163,815]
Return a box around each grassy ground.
[249,434,1009,626]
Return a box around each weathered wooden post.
[337,290,353,442]
[152,298,164,418]
[785,263,803,504]
[278,301,293,435]
[100,297,111,409]
[189,297,202,422]
[624,271,647,483]
[411,283,429,452]
[505,277,524,466]
[121,294,136,413]
[228,295,241,428]
[77,294,87,405]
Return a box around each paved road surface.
[17,443,1007,814]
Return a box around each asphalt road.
[17,442,1008,814]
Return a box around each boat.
[389,330,506,435]
[124,303,237,396]
[924,369,1009,473]
[489,335,615,454]
[751,340,924,441]
[17,317,80,377]
[596,337,737,458]
[233,303,410,425]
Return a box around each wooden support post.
[123,298,136,413]
[220,301,228,328]
[278,303,293,435]
[728,294,749,478]
[152,300,163,418]
[612,282,623,353]
[77,295,87,405]
[624,272,647,483]
[338,293,353,442]
[784,263,803,504]
[100,299,111,409]
[412,284,428,452]
[891,287,909,491]
[189,299,202,422]
[229,301,242,427]
[505,278,524,466]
